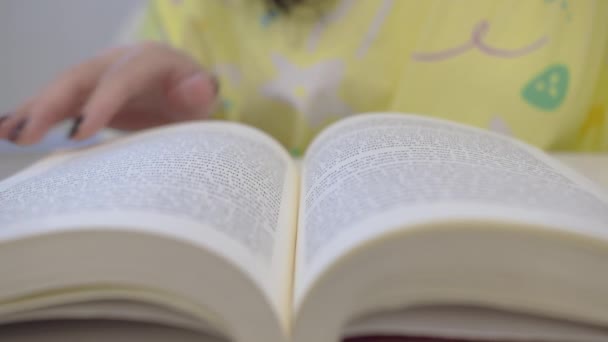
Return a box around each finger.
[0,99,35,143]
[167,72,219,120]
[105,108,177,131]
[73,45,201,140]
[0,47,128,145]
[16,66,99,145]
[108,69,217,130]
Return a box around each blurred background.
[0,0,142,152]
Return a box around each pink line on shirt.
[412,20,549,62]
[411,41,474,62]
[472,20,549,58]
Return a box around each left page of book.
[0,121,299,341]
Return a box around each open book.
[1,113,608,342]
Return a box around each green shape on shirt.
[522,64,569,111]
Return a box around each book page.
[0,122,298,317]
[345,305,608,342]
[296,114,608,292]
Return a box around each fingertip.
[0,114,9,130]
[68,115,89,141]
[210,75,220,96]
[68,116,84,140]
[70,114,103,141]
[18,109,57,145]
[78,98,119,140]
[0,113,13,139]
[7,118,28,144]
[12,114,53,146]
[172,73,218,113]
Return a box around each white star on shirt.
[261,54,351,127]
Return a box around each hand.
[0,42,218,145]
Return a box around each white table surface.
[0,152,607,341]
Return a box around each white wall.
[0,0,142,112]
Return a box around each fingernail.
[69,116,83,139]
[0,114,9,126]
[9,118,27,142]
[211,76,220,95]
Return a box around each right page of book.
[295,113,608,298]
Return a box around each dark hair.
[269,0,302,12]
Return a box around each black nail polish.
[69,116,83,139]
[9,118,27,142]
[211,76,220,95]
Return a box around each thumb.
[168,72,219,119]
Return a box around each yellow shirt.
[137,0,608,156]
